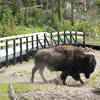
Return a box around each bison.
[31,45,96,85]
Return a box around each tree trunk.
[40,0,43,9]
[24,5,27,24]
[58,0,61,22]
[51,0,55,16]
[71,0,74,26]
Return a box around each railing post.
[70,30,72,44]
[26,37,29,61]
[36,35,39,49]
[0,41,1,50]
[44,33,46,48]
[31,36,34,58]
[6,40,8,67]
[75,31,77,44]
[20,38,23,63]
[50,32,53,40]
[0,41,2,67]
[0,41,3,50]
[83,31,85,47]
[0,62,2,68]
[13,39,16,65]
[31,36,34,49]
[58,32,60,46]
[64,31,66,44]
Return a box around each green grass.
[0,24,46,37]
[0,84,10,100]
[0,83,51,100]
[15,25,33,35]
[33,24,46,32]
[86,39,100,45]
[86,72,100,86]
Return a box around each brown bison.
[31,45,96,85]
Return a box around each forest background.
[0,0,100,44]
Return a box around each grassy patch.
[86,72,100,86]
[86,39,100,45]
[0,84,10,100]
[0,83,51,100]
[33,24,46,32]
[15,25,33,35]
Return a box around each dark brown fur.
[31,45,96,85]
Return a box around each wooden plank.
[13,39,16,65]
[64,31,66,44]
[59,34,64,45]
[44,34,46,48]
[26,37,29,61]
[75,31,77,43]
[58,32,60,46]
[31,36,34,49]
[0,31,83,41]
[36,35,39,49]
[20,38,23,63]
[70,31,72,44]
[44,34,50,48]
[6,40,8,67]
[83,31,86,47]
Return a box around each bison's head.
[83,54,96,79]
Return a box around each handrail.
[0,31,85,67]
[0,31,83,41]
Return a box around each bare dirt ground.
[0,50,100,100]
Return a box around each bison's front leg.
[79,78,84,84]
[31,66,39,82]
[72,73,84,84]
[60,71,68,85]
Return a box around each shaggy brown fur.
[31,45,96,85]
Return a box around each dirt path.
[0,50,100,83]
[0,50,100,100]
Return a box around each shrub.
[16,12,24,25]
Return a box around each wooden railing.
[0,31,85,67]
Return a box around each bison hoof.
[53,79,60,85]
[63,82,67,85]
[53,79,66,85]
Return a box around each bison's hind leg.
[31,65,39,83]
[39,66,47,82]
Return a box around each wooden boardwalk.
[0,31,85,67]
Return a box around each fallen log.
[9,85,19,100]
